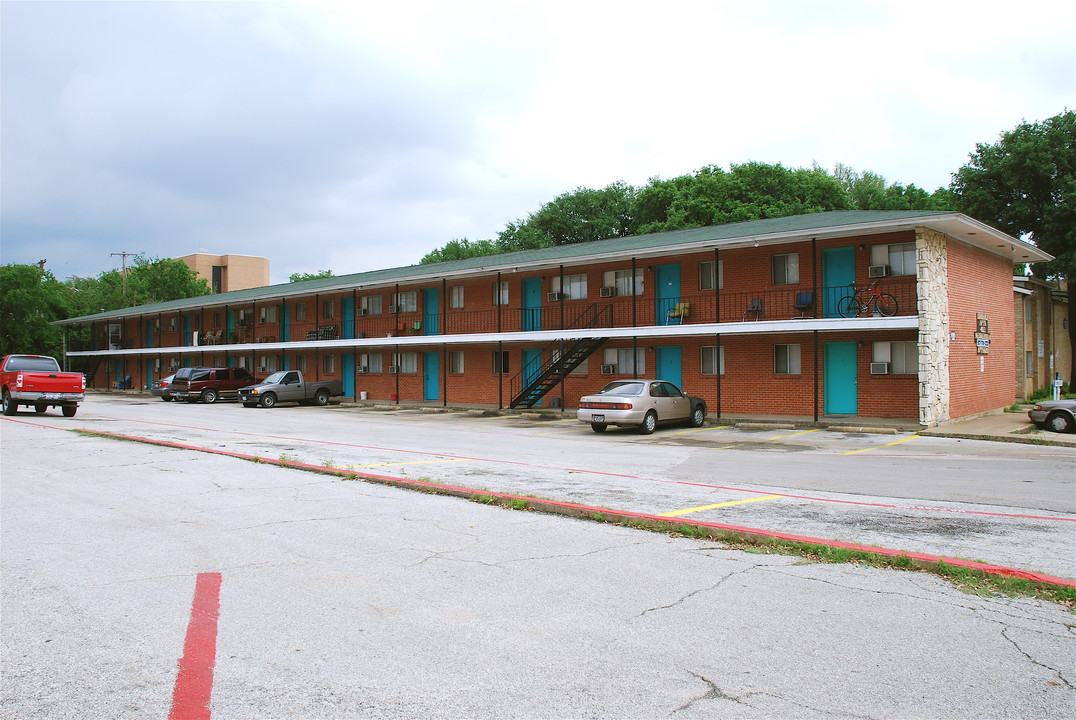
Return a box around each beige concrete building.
[1014,276,1071,399]
[179,253,269,293]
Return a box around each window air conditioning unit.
[601,364,616,375]
[389,365,399,374]
[868,265,890,278]
[869,362,890,375]
[357,366,369,374]
[357,308,368,316]
[258,366,267,373]
[388,305,399,314]
[547,291,564,302]
[258,317,266,324]
[599,286,617,298]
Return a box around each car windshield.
[7,356,61,372]
[597,381,645,396]
[263,371,287,384]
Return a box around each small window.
[449,286,465,309]
[602,269,644,296]
[873,341,918,375]
[360,295,382,315]
[449,351,465,374]
[552,348,586,376]
[294,303,307,322]
[774,344,801,374]
[1025,350,1034,377]
[492,282,508,306]
[870,243,916,276]
[322,354,335,374]
[258,306,278,324]
[551,274,588,300]
[699,260,724,291]
[359,353,383,373]
[392,352,418,373]
[392,291,417,313]
[493,350,510,374]
[292,354,306,372]
[772,254,799,285]
[701,346,725,375]
[322,300,336,319]
[603,348,645,375]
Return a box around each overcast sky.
[2,1,1073,285]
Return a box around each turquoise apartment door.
[822,247,856,317]
[522,277,542,331]
[423,351,439,401]
[341,297,355,339]
[423,288,439,335]
[824,341,858,415]
[342,353,355,397]
[655,346,682,388]
[654,264,681,324]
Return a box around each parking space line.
[842,434,921,456]
[659,494,783,517]
[667,425,734,436]
[766,428,822,440]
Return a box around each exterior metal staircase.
[508,303,612,409]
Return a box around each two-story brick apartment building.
[58,211,1051,426]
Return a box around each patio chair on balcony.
[666,302,689,325]
[743,298,763,321]
[792,291,815,318]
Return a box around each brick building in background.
[60,211,1052,427]
[1013,276,1071,399]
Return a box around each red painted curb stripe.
[169,572,222,720]
[71,429,1076,589]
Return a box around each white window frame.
[322,354,335,374]
[772,254,799,285]
[701,345,725,375]
[322,300,336,319]
[360,295,383,315]
[292,354,306,372]
[774,344,801,375]
[258,306,278,324]
[392,352,418,374]
[449,350,465,374]
[359,352,383,374]
[392,291,417,313]
[449,286,465,309]
[552,347,587,376]
[699,260,724,291]
[871,243,916,276]
[551,274,588,300]
[603,347,645,375]
[492,282,509,306]
[873,341,918,375]
[602,269,644,296]
[294,303,306,322]
[492,350,510,374]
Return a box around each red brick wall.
[946,241,1016,417]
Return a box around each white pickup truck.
[238,370,343,408]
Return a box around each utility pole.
[111,251,136,296]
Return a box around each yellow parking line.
[767,428,822,440]
[344,458,465,468]
[659,494,783,517]
[842,434,921,456]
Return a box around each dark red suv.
[170,366,257,404]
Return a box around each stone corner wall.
[915,228,950,426]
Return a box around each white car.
[577,379,707,434]
[1028,399,1076,433]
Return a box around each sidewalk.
[919,408,1076,447]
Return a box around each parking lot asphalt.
[2,420,1074,720]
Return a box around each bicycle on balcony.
[837,281,898,318]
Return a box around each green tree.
[951,110,1076,372]
[497,181,638,250]
[290,270,335,282]
[420,238,500,264]
[833,164,955,211]
[0,264,70,358]
[633,162,851,233]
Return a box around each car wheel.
[260,393,277,409]
[160,395,171,401]
[639,410,657,435]
[202,389,218,404]
[34,403,47,414]
[62,405,77,417]
[314,388,330,406]
[690,405,705,427]
[591,422,607,433]
[2,391,16,416]
[1044,411,1075,434]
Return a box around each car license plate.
[42,393,59,400]
[592,414,605,423]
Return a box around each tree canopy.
[290,270,335,282]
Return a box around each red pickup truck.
[1,354,86,417]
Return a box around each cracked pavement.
[2,419,1074,719]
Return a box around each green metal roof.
[53,210,989,324]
